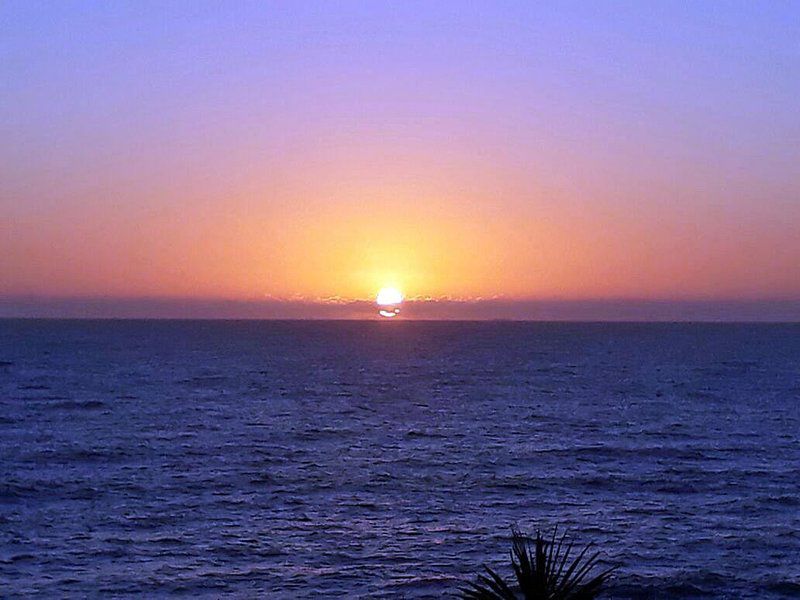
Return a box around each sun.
[376,287,404,306]
[376,287,403,318]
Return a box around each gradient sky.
[2,1,799,316]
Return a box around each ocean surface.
[1,320,799,599]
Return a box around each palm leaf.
[459,527,616,599]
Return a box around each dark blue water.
[1,320,799,598]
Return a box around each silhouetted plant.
[459,528,615,599]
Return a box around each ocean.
[1,320,798,598]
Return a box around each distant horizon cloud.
[2,295,800,322]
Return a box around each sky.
[2,1,799,319]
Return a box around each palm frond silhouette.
[459,528,615,599]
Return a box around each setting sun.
[376,287,403,318]
[376,287,404,306]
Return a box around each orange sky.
[2,3,799,310]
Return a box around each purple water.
[1,320,799,598]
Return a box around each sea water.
[1,320,798,598]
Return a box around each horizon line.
[2,317,800,324]
[3,295,800,322]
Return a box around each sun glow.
[376,287,404,306]
[376,287,403,318]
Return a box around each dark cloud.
[2,296,799,321]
